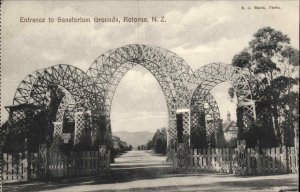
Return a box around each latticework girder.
[55,92,76,122]
[5,46,259,151]
[190,63,257,146]
[13,64,99,110]
[86,44,195,143]
[74,111,92,146]
[8,64,100,146]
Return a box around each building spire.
[227,111,231,122]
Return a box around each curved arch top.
[192,63,255,103]
[13,64,101,111]
[190,62,257,147]
[6,45,260,150]
[86,44,196,141]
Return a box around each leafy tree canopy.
[231,26,299,147]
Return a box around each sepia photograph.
[0,0,299,191]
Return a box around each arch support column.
[176,109,191,145]
[237,100,256,133]
[91,112,107,146]
[74,111,92,146]
[190,110,208,148]
[51,122,63,151]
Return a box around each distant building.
[222,111,238,141]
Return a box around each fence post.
[212,148,216,171]
[216,148,220,172]
[267,148,272,174]
[23,137,30,180]
[271,148,276,173]
[193,149,197,172]
[247,148,251,175]
[99,145,106,173]
[38,144,48,181]
[189,149,193,172]
[203,148,207,171]
[173,148,176,169]
[275,147,280,174]
[295,137,299,173]
[227,148,231,174]
[0,143,3,192]
[255,146,261,175]
[281,146,288,173]
[107,150,110,172]
[24,150,30,180]
[63,152,68,177]
[294,114,299,173]
[198,149,201,171]
[291,147,296,173]
[207,148,211,171]
[236,140,246,175]
[177,143,182,171]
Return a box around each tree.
[153,128,167,154]
[232,50,252,70]
[278,46,299,146]
[232,26,299,146]
[144,127,167,154]
[146,140,153,150]
[128,145,133,151]
[279,46,299,76]
[250,27,291,144]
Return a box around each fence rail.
[2,150,110,181]
[174,144,298,175]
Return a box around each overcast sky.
[2,1,299,132]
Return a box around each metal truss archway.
[5,64,101,149]
[86,44,195,143]
[12,64,100,108]
[3,48,259,152]
[190,63,257,146]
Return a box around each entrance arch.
[86,44,195,144]
[5,47,259,152]
[6,64,99,150]
[190,62,257,147]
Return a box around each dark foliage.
[231,26,299,147]
[145,128,167,155]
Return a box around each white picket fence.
[2,150,110,181]
[174,144,298,175]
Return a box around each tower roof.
[227,110,231,121]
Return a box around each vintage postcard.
[0,0,299,191]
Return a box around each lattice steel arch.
[190,63,257,143]
[13,64,102,108]
[7,64,101,142]
[55,92,76,123]
[188,80,221,146]
[86,44,195,143]
[51,92,76,149]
